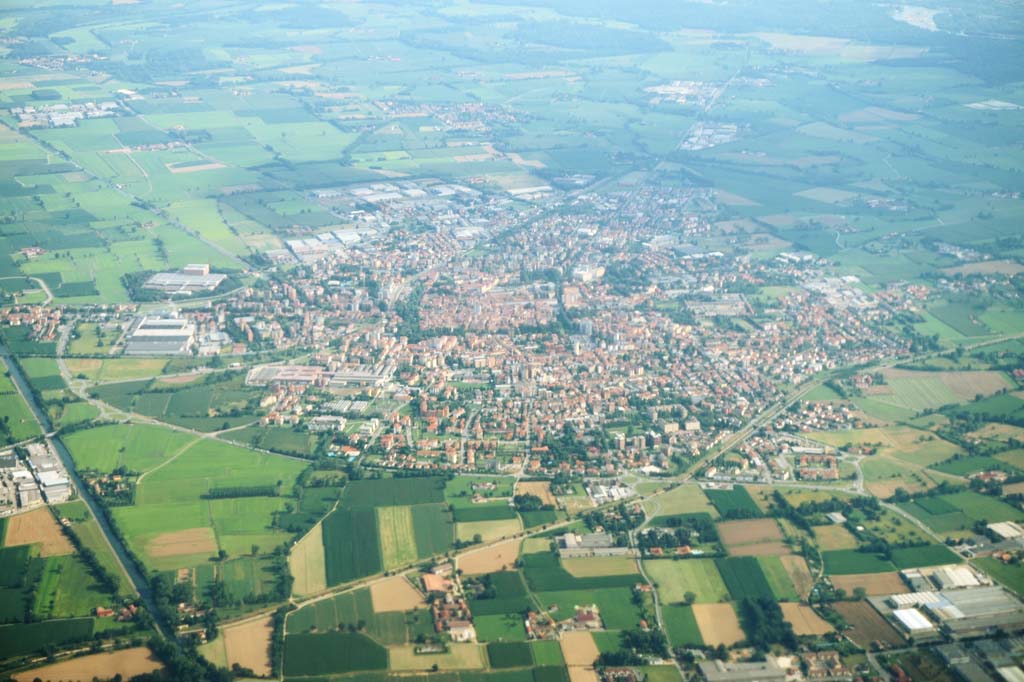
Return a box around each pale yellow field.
[830,572,909,596]
[522,537,552,553]
[4,507,74,557]
[645,484,718,518]
[780,555,814,600]
[560,631,600,666]
[781,603,832,635]
[371,576,424,613]
[378,506,418,570]
[455,518,521,544]
[223,615,273,676]
[561,556,638,577]
[516,481,556,506]
[693,603,744,646]
[14,647,161,681]
[147,527,217,558]
[389,643,486,671]
[458,537,520,575]
[813,524,859,551]
[288,522,326,597]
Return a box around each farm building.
[697,658,786,682]
[988,522,1024,540]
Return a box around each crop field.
[780,603,832,635]
[453,503,519,523]
[288,522,326,597]
[0,371,40,443]
[64,358,168,382]
[411,503,452,560]
[975,557,1024,597]
[91,375,260,432]
[662,604,703,647]
[378,505,418,570]
[521,552,641,592]
[32,554,116,619]
[370,576,424,613]
[715,557,774,600]
[822,550,894,575]
[283,631,388,676]
[692,603,744,647]
[457,519,522,544]
[890,544,961,569]
[322,507,382,586]
[64,422,196,474]
[560,631,600,666]
[561,557,638,577]
[830,572,909,596]
[864,369,1010,412]
[11,646,162,681]
[488,642,534,668]
[515,481,556,506]
[832,602,904,648]
[4,508,73,557]
[780,556,815,600]
[813,524,859,551]
[810,426,961,467]
[900,491,1024,535]
[458,538,521,575]
[643,559,729,604]
[0,618,96,660]
[342,477,446,507]
[717,518,787,555]
[389,643,487,671]
[932,455,1020,476]
[757,556,799,601]
[645,485,718,518]
[704,487,760,517]
[286,588,409,645]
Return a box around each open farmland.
[717,518,788,556]
[705,487,760,517]
[377,505,418,570]
[780,603,832,635]
[288,522,326,597]
[830,572,909,596]
[370,576,424,613]
[458,537,521,575]
[13,646,161,681]
[644,559,729,604]
[4,508,73,557]
[692,604,744,646]
[715,557,775,600]
[832,602,904,648]
[283,631,387,676]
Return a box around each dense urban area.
[0,1,1023,682]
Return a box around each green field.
[757,556,799,601]
[890,545,961,569]
[822,550,895,575]
[283,631,387,676]
[643,559,729,604]
[705,487,760,517]
[662,604,704,647]
[900,491,1024,534]
[322,507,383,586]
[715,557,775,600]
[64,422,197,474]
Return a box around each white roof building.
[892,608,935,633]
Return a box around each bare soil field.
[728,541,790,557]
[516,480,556,506]
[780,603,833,635]
[831,572,909,596]
[833,601,904,648]
[15,647,161,681]
[692,603,744,646]
[458,537,520,575]
[147,527,217,558]
[780,555,815,600]
[813,524,860,551]
[167,162,226,174]
[223,615,273,677]
[288,522,326,596]
[5,507,74,556]
[717,518,782,545]
[560,631,600,666]
[371,575,424,613]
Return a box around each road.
[0,341,173,640]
